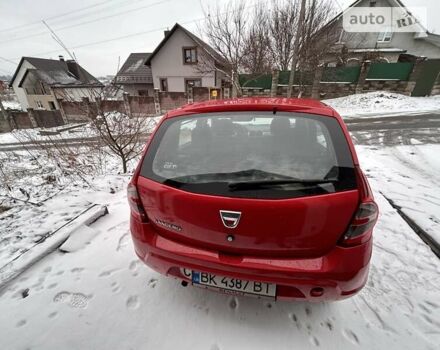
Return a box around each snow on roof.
[11,57,103,88]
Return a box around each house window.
[185,79,202,91]
[183,47,198,64]
[48,101,56,110]
[138,90,148,96]
[160,78,168,92]
[377,29,393,42]
[36,100,44,109]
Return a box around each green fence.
[278,70,314,86]
[239,62,415,88]
[367,62,414,81]
[240,74,272,89]
[239,70,313,89]
[322,66,361,83]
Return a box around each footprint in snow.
[290,313,302,330]
[343,329,360,345]
[147,278,158,288]
[16,320,27,328]
[99,268,119,277]
[309,336,320,347]
[116,233,130,251]
[228,297,238,310]
[126,295,140,310]
[53,291,90,309]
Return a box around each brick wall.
[9,111,33,129]
[431,73,440,96]
[362,80,415,95]
[31,110,64,128]
[158,92,187,113]
[0,117,11,132]
[193,87,211,102]
[60,101,90,122]
[128,96,156,116]
[317,83,357,100]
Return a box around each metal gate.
[412,59,440,97]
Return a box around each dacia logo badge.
[219,210,241,229]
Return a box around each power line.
[6,1,262,62]
[0,0,120,34]
[0,0,171,44]
[0,56,18,65]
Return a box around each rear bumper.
[130,216,372,301]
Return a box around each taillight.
[340,202,378,247]
[127,183,148,223]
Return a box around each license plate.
[181,269,276,299]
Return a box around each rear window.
[140,112,357,199]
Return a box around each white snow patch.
[325,91,440,118]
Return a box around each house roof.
[10,57,103,88]
[116,53,153,83]
[144,23,227,67]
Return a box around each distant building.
[9,56,103,111]
[115,53,154,96]
[145,23,228,93]
[324,0,440,64]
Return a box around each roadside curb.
[381,193,440,259]
[0,204,108,290]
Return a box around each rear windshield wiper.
[228,178,337,191]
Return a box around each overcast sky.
[0,0,438,77]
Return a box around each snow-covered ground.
[0,145,439,349]
[1,95,440,349]
[0,123,91,144]
[1,100,21,110]
[0,115,160,145]
[358,144,440,246]
[325,92,440,118]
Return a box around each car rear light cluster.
[340,202,378,247]
[127,183,148,223]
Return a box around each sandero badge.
[219,210,241,229]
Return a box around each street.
[1,113,440,152]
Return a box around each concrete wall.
[150,28,217,92]
[26,93,59,111]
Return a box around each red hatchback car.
[128,98,378,301]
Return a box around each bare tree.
[199,0,249,96]
[53,86,155,174]
[268,0,299,71]
[241,4,273,74]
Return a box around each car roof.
[165,97,337,119]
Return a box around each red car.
[128,98,378,301]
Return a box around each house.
[145,23,228,93]
[324,0,440,64]
[115,53,154,96]
[10,56,103,111]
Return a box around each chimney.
[164,30,170,37]
[59,55,65,62]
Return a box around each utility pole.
[287,0,307,98]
